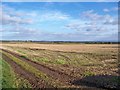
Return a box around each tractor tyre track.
[1,52,51,88]
[1,49,75,85]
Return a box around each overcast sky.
[1,2,118,41]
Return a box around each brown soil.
[1,52,51,88]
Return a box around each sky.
[1,2,119,41]
[2,0,120,2]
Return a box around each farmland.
[0,42,119,89]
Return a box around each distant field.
[0,42,119,89]
[0,43,118,53]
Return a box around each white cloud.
[2,26,41,38]
[112,7,119,11]
[82,10,118,25]
[1,4,40,38]
[1,4,70,25]
[2,13,34,25]
[38,11,70,22]
[103,8,110,12]
[1,5,35,25]
[104,18,118,25]
[82,10,103,20]
[103,7,119,12]
[65,10,118,40]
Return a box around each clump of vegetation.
[20,55,27,59]
[17,50,26,54]
[34,57,50,63]
[83,71,95,77]
[14,75,32,88]
[56,59,66,65]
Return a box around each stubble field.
[0,42,119,89]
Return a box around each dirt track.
[1,52,50,88]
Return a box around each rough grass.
[0,55,2,89]
[1,58,15,88]
[0,57,31,88]
[55,59,66,65]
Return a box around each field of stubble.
[0,42,119,89]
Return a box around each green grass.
[55,59,66,65]
[33,56,67,65]
[0,57,32,88]
[17,50,26,55]
[0,58,15,88]
[0,56,2,89]
[33,57,50,63]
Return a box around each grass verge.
[0,57,31,88]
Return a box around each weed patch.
[56,59,66,65]
[83,71,95,77]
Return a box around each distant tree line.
[0,40,120,44]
